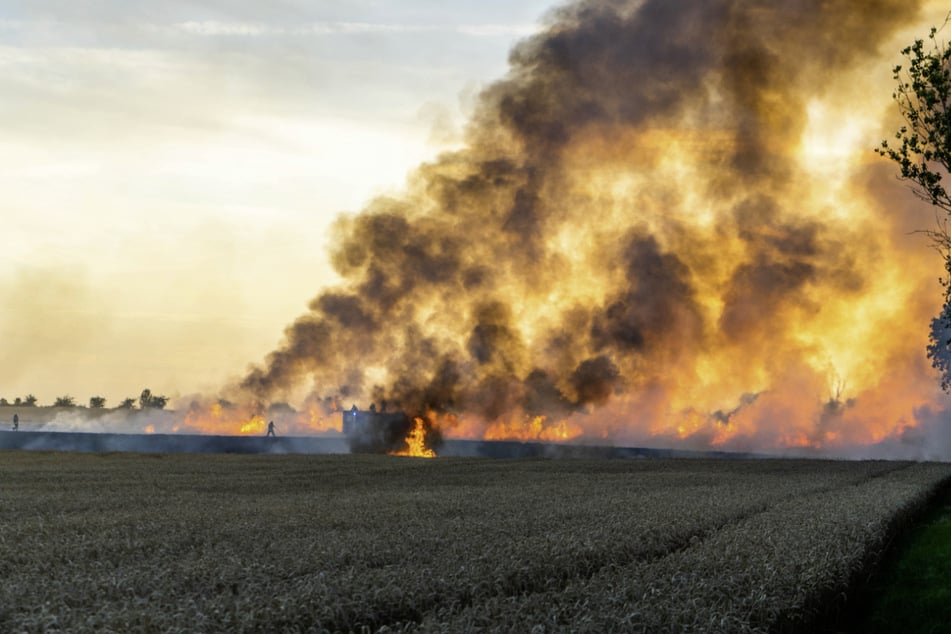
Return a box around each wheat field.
[0,451,948,632]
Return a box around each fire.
[239,415,267,435]
[307,406,343,433]
[211,2,951,459]
[483,415,583,443]
[182,401,265,436]
[389,417,437,458]
[177,397,348,436]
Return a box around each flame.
[389,417,436,458]
[239,415,267,435]
[181,402,262,435]
[483,415,583,443]
[307,406,343,433]
[178,397,346,436]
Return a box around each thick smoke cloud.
[237,0,951,454]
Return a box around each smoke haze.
[231,0,951,458]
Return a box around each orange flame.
[182,402,266,436]
[483,415,583,443]
[239,415,267,435]
[389,417,436,458]
[307,406,343,433]
[179,398,347,436]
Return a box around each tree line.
[0,389,168,410]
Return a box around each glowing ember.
[389,418,437,458]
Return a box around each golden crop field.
[0,451,948,632]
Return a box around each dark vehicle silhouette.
[341,405,414,453]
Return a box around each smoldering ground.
[230,0,951,457]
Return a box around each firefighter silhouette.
[12,413,18,431]
[266,420,276,437]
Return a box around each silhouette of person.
[12,413,18,431]
[266,420,276,437]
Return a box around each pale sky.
[1,0,557,406]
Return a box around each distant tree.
[23,395,37,407]
[0,398,7,406]
[879,21,951,390]
[118,397,136,409]
[139,389,168,410]
[14,397,21,406]
[89,396,106,409]
[53,395,76,407]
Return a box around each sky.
[1,0,556,406]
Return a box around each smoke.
[234,0,951,457]
[38,407,179,435]
[0,267,107,392]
